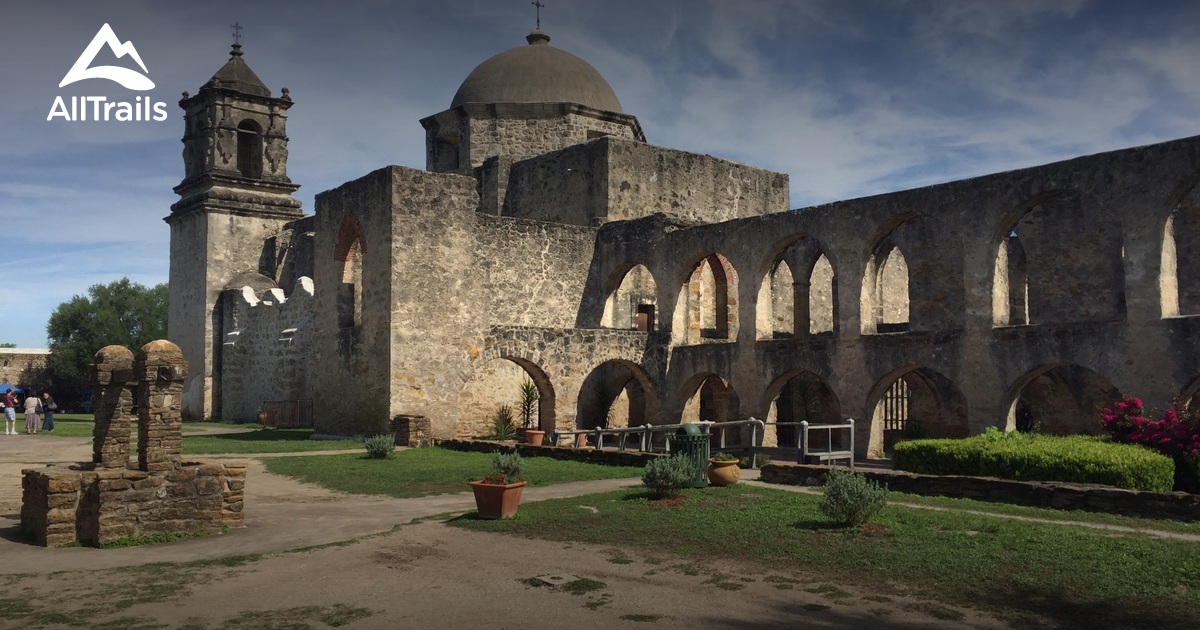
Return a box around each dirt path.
[0,432,1149,629]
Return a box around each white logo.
[48,23,167,122]
[59,23,154,91]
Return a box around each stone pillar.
[136,340,189,473]
[90,346,136,468]
[793,279,811,338]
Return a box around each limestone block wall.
[20,341,245,547]
[220,277,315,422]
[567,134,1200,456]
[505,137,789,226]
[0,348,50,390]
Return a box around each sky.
[2,0,1200,348]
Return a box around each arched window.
[809,254,834,334]
[995,232,1029,325]
[236,120,263,178]
[875,245,909,332]
[334,215,366,330]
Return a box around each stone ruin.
[19,341,245,547]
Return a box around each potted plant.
[518,378,544,446]
[708,451,741,486]
[469,452,527,519]
[256,404,269,427]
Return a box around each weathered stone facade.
[0,348,50,390]
[20,342,245,547]
[171,30,1200,458]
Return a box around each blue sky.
[2,0,1200,348]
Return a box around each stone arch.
[755,235,837,339]
[601,263,658,331]
[761,370,841,448]
[1161,175,1200,317]
[574,360,659,430]
[1180,377,1200,409]
[862,240,910,334]
[679,372,741,424]
[456,356,556,436]
[866,366,968,457]
[992,191,1124,326]
[236,119,263,178]
[334,214,365,330]
[672,253,739,345]
[1002,364,1120,436]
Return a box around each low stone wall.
[20,462,246,547]
[760,462,1200,521]
[439,439,659,467]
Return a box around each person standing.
[3,388,15,435]
[23,388,42,432]
[24,390,41,434]
[41,391,56,432]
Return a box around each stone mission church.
[167,28,1200,457]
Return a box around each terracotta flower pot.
[526,430,545,446]
[469,480,527,519]
[707,459,741,486]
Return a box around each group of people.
[2,388,56,436]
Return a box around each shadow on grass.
[978,581,1199,630]
[186,429,317,443]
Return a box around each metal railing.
[548,418,769,468]
[797,419,855,470]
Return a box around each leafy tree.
[0,343,16,348]
[46,279,168,406]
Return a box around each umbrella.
[0,384,23,395]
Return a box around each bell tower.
[165,42,302,422]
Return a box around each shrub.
[364,434,396,459]
[1101,396,1200,492]
[490,451,525,483]
[490,404,516,441]
[642,455,693,498]
[711,452,738,462]
[893,429,1174,492]
[820,468,889,527]
[738,454,771,468]
[518,378,539,430]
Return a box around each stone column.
[136,340,189,473]
[90,346,136,468]
[793,279,811,338]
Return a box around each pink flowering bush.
[1100,396,1200,492]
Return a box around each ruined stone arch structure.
[167,29,1200,456]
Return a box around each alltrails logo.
[47,23,168,122]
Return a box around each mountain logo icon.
[59,23,155,91]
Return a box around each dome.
[450,30,623,113]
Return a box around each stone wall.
[0,348,50,390]
[759,462,1200,521]
[19,342,245,547]
[220,277,315,422]
[505,137,789,226]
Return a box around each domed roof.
[451,30,623,113]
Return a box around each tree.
[0,343,16,348]
[46,279,168,406]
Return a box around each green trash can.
[668,423,710,488]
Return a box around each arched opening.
[755,259,795,339]
[236,119,263,179]
[1163,179,1200,317]
[867,366,968,457]
[601,264,658,331]
[809,254,835,334]
[867,243,909,333]
[334,215,365,330]
[575,360,658,430]
[993,192,1124,326]
[674,253,739,344]
[1004,364,1120,435]
[993,232,1030,326]
[762,370,840,448]
[456,357,555,437]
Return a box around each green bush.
[364,434,396,459]
[492,451,525,483]
[737,454,771,468]
[642,455,693,498]
[893,428,1174,492]
[490,404,517,441]
[820,468,889,527]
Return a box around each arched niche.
[1003,364,1120,435]
[866,366,968,457]
[755,236,837,340]
[761,370,841,449]
[575,360,658,430]
[456,357,555,437]
[672,253,739,345]
[601,264,658,331]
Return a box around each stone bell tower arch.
[165,42,302,421]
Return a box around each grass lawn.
[183,429,362,454]
[264,447,642,498]
[450,485,1200,629]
